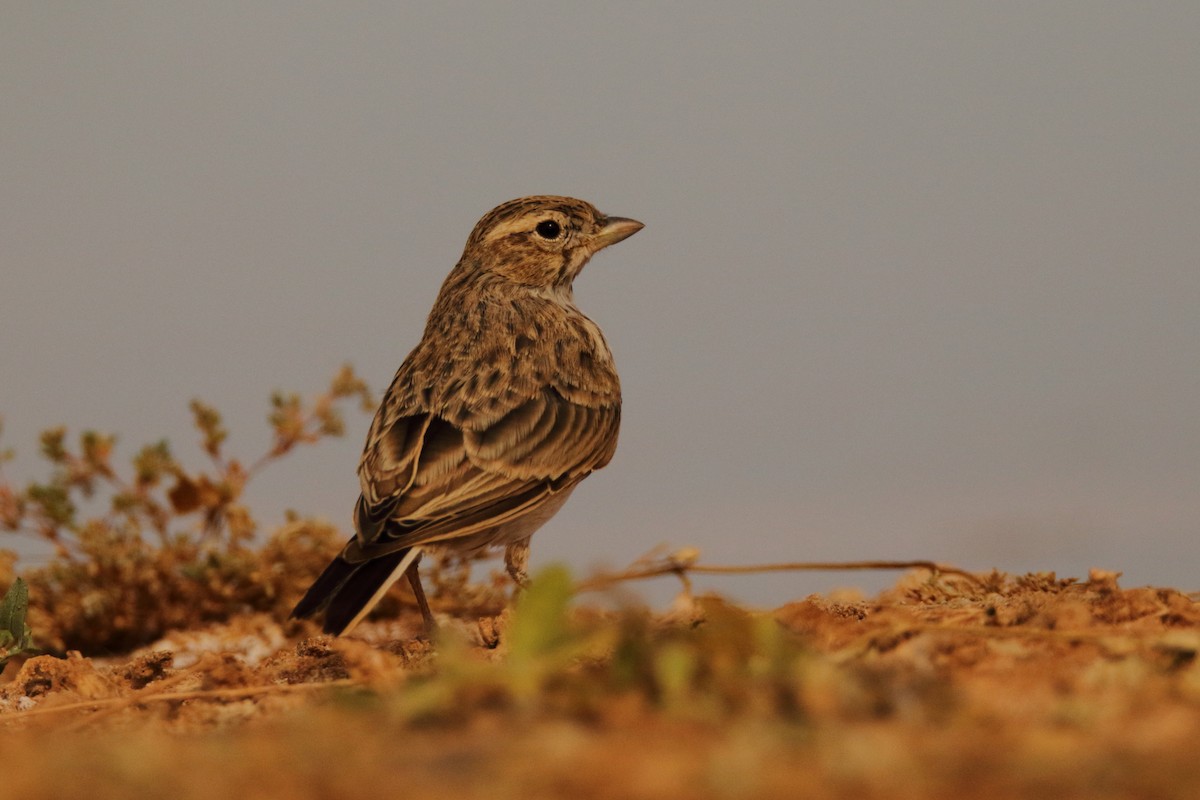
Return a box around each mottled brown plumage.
[292,196,642,635]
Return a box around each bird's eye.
[535,219,562,239]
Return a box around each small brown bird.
[292,196,642,635]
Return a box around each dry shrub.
[0,366,499,654]
[19,518,342,653]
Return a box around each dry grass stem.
[575,556,986,593]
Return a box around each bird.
[291,196,643,636]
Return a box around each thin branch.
[60,666,196,732]
[6,678,359,725]
[246,406,322,478]
[575,558,986,593]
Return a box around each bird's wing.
[348,388,619,561]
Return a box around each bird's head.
[462,196,643,289]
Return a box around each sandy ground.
[2,567,1200,799]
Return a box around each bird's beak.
[588,216,644,253]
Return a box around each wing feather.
[352,387,617,559]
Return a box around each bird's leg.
[504,538,532,592]
[405,555,437,634]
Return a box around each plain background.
[3,4,1198,603]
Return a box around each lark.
[292,196,643,635]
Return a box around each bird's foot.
[504,539,532,595]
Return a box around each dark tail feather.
[321,548,416,635]
[292,546,416,636]
[291,552,360,621]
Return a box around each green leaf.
[132,439,174,486]
[1,577,29,638]
[190,400,228,457]
[39,427,68,463]
[27,482,76,527]
[0,577,33,666]
[503,565,576,706]
[508,565,574,661]
[654,641,699,710]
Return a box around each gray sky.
[3,4,1198,603]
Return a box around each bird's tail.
[290,545,423,636]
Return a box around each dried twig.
[60,666,197,732]
[8,678,358,725]
[575,557,986,593]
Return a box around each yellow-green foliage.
[382,566,819,726]
[0,577,34,668]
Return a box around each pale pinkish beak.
[588,216,644,253]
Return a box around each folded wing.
[346,388,619,563]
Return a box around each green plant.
[0,577,34,668]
